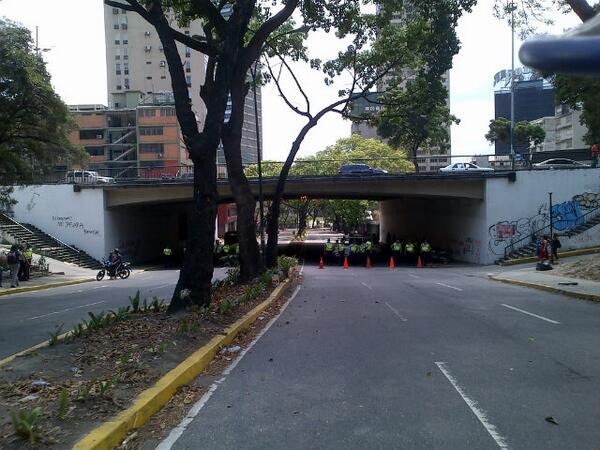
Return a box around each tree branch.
[565,0,596,21]
[266,58,311,118]
[104,0,152,23]
[274,52,311,115]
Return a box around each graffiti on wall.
[51,216,100,236]
[488,192,599,256]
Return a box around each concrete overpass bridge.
[7,169,600,265]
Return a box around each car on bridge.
[533,158,590,170]
[439,162,493,173]
[65,170,115,184]
[338,164,388,175]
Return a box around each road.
[0,268,227,360]
[158,265,600,450]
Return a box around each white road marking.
[156,285,303,450]
[27,301,106,320]
[361,281,373,290]
[501,304,560,324]
[435,362,510,450]
[408,274,421,279]
[436,282,463,292]
[299,261,305,276]
[384,302,408,322]
[151,283,175,290]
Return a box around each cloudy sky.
[0,0,582,160]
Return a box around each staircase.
[0,214,102,269]
[497,206,600,265]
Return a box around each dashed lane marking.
[384,302,408,321]
[27,301,106,321]
[435,282,464,291]
[361,282,373,290]
[501,304,560,324]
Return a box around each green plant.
[219,297,239,315]
[242,283,264,303]
[76,382,93,403]
[57,388,69,420]
[260,270,274,286]
[148,297,165,313]
[11,407,42,444]
[189,304,211,319]
[97,379,113,396]
[129,290,141,312]
[48,323,64,346]
[225,266,241,285]
[177,318,190,334]
[277,256,298,275]
[69,322,86,340]
[190,321,201,333]
[109,306,130,322]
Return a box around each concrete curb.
[0,277,95,297]
[0,328,76,368]
[489,275,600,302]
[72,279,292,450]
[500,247,600,266]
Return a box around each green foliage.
[75,382,93,403]
[87,311,109,330]
[0,187,16,214]
[242,282,265,303]
[48,323,64,346]
[485,117,546,151]
[97,379,114,396]
[109,306,131,322]
[219,297,239,315]
[57,388,69,420]
[129,291,141,312]
[225,266,241,285]
[0,19,86,184]
[69,322,86,340]
[11,407,42,444]
[177,318,190,334]
[277,256,298,275]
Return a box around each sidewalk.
[490,264,600,301]
[0,252,96,296]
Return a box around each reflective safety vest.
[222,244,230,253]
[325,243,334,252]
[365,241,373,251]
[357,243,366,253]
[420,242,431,253]
[405,243,415,253]
[24,249,33,260]
[163,247,172,256]
[233,244,240,254]
[337,243,345,252]
[350,244,358,253]
[392,242,402,252]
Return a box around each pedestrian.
[350,241,359,265]
[538,235,549,262]
[324,238,334,265]
[7,245,20,288]
[22,245,32,281]
[420,239,432,266]
[18,245,28,282]
[163,245,173,268]
[552,234,561,260]
[404,240,416,264]
[592,143,599,168]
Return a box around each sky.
[0,0,582,161]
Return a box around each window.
[159,46,164,52]
[139,126,164,136]
[115,63,121,75]
[124,63,129,75]
[121,8,127,13]
[160,60,166,67]
[146,76,152,80]
[144,31,151,37]
[139,108,157,117]
[124,78,130,89]
[116,84,122,90]
[123,48,128,60]
[146,61,152,65]
[185,47,191,58]
[185,61,191,72]
[79,130,104,140]
[114,22,119,30]
[160,108,176,117]
[85,146,104,156]
[139,143,164,154]
[112,7,119,14]
[122,33,128,44]
[160,75,166,79]
[186,75,191,87]
[145,45,152,52]
[185,30,190,35]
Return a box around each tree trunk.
[222,80,263,281]
[566,0,595,21]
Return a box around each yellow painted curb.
[0,329,74,368]
[501,247,600,266]
[0,277,94,297]
[489,275,600,302]
[73,279,292,450]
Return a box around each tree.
[485,117,546,152]
[0,19,85,184]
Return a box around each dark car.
[338,164,388,175]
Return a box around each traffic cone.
[343,256,349,270]
[366,256,372,269]
[389,256,395,269]
[319,256,324,269]
[417,256,423,268]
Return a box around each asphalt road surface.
[158,265,600,450]
[0,268,227,359]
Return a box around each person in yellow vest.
[357,241,366,265]
[391,240,402,265]
[404,240,416,264]
[419,239,432,266]
[350,241,359,265]
[337,239,345,265]
[23,245,32,281]
[324,238,334,265]
[163,245,173,268]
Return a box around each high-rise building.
[532,104,587,153]
[493,68,555,155]
[102,4,260,170]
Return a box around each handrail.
[30,226,81,253]
[0,213,34,234]
[503,203,600,259]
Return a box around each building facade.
[531,105,587,153]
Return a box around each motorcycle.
[96,260,131,281]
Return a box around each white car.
[65,170,115,184]
[440,162,494,173]
[533,158,590,169]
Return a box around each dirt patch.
[0,270,299,449]
[551,256,600,282]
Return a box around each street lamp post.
[509,1,516,170]
[250,64,266,262]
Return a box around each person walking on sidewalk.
[591,143,599,168]
[7,245,21,288]
[552,234,561,260]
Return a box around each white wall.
[10,185,106,259]
[485,169,600,263]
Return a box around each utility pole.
[509,1,516,170]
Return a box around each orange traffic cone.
[366,256,372,269]
[319,256,324,269]
[417,256,423,268]
[343,256,349,270]
[389,256,395,269]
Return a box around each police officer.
[404,240,416,264]
[23,245,32,281]
[420,239,432,266]
[350,241,359,265]
[324,238,334,265]
[163,245,173,268]
[337,239,345,265]
[365,238,373,260]
[391,240,402,265]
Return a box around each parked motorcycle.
[96,260,131,281]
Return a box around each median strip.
[0,277,94,297]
